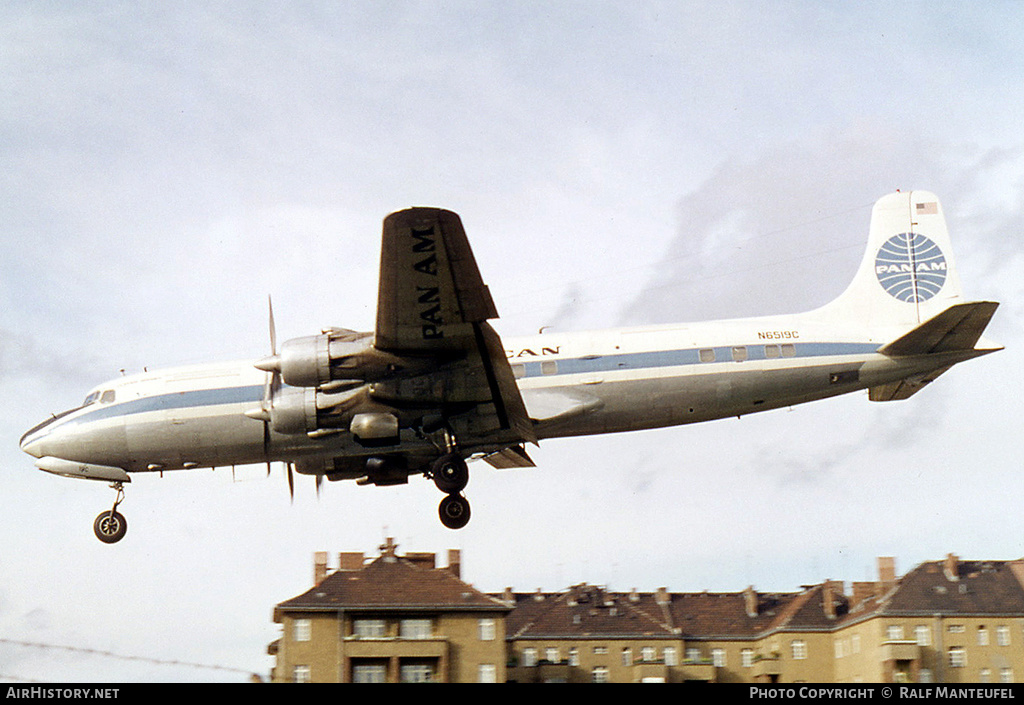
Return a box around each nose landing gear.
[93,482,128,544]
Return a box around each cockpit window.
[100,390,116,403]
[83,391,100,406]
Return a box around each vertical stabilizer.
[818,191,963,334]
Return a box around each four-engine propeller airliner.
[20,190,1000,543]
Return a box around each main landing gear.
[430,452,471,530]
[93,482,128,544]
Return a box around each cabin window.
[512,364,525,378]
[732,346,748,362]
[699,348,715,363]
[781,343,796,358]
[541,361,558,375]
[765,345,780,359]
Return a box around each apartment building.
[269,538,510,683]
[269,546,1024,683]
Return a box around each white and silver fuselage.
[18,312,963,481]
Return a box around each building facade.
[269,547,1024,683]
[269,539,510,683]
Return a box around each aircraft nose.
[20,428,47,459]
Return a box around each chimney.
[944,553,960,582]
[877,556,896,589]
[447,549,461,579]
[743,586,758,618]
[502,587,515,604]
[338,552,365,571]
[822,580,842,620]
[655,587,670,606]
[851,581,876,609]
[314,551,329,585]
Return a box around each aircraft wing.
[372,208,535,444]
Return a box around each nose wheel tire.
[94,510,128,544]
[438,494,471,530]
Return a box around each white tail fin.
[818,191,964,334]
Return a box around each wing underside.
[372,208,534,445]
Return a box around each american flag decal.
[915,201,938,215]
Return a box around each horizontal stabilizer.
[871,301,1000,402]
[482,444,535,469]
[869,365,954,401]
[879,301,1000,356]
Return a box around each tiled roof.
[503,584,678,639]
[880,559,1024,616]
[274,554,511,618]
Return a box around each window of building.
[919,668,933,683]
[621,647,631,666]
[851,634,861,654]
[478,618,495,641]
[886,625,904,641]
[400,663,434,683]
[948,624,965,633]
[293,618,311,642]
[997,626,1011,646]
[478,664,497,683]
[400,618,432,639]
[592,666,609,683]
[712,648,726,667]
[948,647,967,668]
[1001,668,1014,683]
[742,649,754,668]
[292,665,310,683]
[980,668,991,683]
[353,663,387,683]
[523,648,537,667]
[593,646,608,654]
[641,646,656,663]
[686,647,701,663]
[914,625,931,646]
[353,619,386,638]
[664,647,677,667]
[545,647,559,663]
[791,640,807,660]
[978,626,989,646]
[569,647,579,666]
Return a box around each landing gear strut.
[430,451,471,529]
[94,482,128,544]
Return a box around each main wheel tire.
[438,494,471,530]
[93,510,127,544]
[431,453,469,494]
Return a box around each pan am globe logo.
[874,233,947,303]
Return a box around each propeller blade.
[267,294,277,355]
[287,463,295,501]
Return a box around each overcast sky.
[2,2,1022,682]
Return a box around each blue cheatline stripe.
[512,342,880,379]
[61,385,267,427]
[47,341,880,428]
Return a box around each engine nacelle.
[258,329,416,388]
